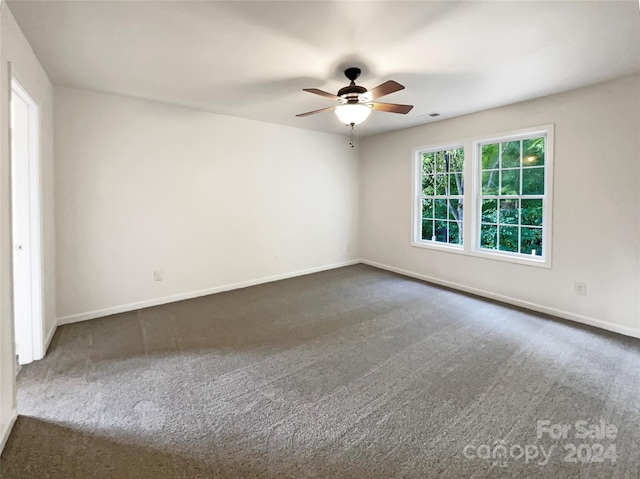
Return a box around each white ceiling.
[7,0,640,137]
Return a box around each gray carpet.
[1,264,639,478]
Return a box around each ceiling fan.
[296,67,413,126]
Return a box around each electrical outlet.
[574,282,587,296]
[347,243,352,252]
[274,254,280,263]
[154,269,164,281]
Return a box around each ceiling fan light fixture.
[334,103,372,125]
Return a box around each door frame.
[11,77,44,365]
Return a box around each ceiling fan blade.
[303,88,340,101]
[370,102,414,114]
[361,80,404,101]
[296,106,336,117]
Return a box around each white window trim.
[471,124,554,268]
[410,124,554,269]
[411,142,466,253]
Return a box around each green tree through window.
[479,136,545,256]
[413,126,552,266]
[420,147,464,245]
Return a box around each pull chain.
[349,122,355,148]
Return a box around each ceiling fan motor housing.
[338,84,367,103]
[339,67,367,103]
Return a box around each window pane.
[422,175,434,196]
[499,226,519,252]
[449,221,461,245]
[421,219,434,241]
[435,199,448,219]
[435,152,446,173]
[422,198,434,219]
[450,148,464,174]
[448,199,462,221]
[501,169,520,195]
[523,137,544,166]
[521,199,542,226]
[501,141,521,168]
[435,174,448,195]
[449,173,462,195]
[482,199,497,223]
[521,227,542,255]
[435,220,448,242]
[480,224,497,249]
[482,170,499,195]
[522,167,544,195]
[417,146,465,247]
[474,131,550,262]
[422,153,435,174]
[482,144,499,170]
[499,199,519,225]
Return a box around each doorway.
[11,78,43,365]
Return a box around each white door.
[11,79,43,365]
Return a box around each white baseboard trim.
[43,322,57,353]
[57,259,361,326]
[0,409,17,454]
[361,259,640,340]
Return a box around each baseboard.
[57,259,361,325]
[0,409,17,454]
[361,259,640,340]
[43,322,57,353]
[56,258,639,340]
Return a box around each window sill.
[470,248,551,268]
[411,240,464,254]
[411,240,551,268]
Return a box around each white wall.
[0,3,56,450]
[360,75,640,337]
[54,86,359,322]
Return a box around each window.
[475,127,552,265]
[414,146,464,248]
[412,125,553,267]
